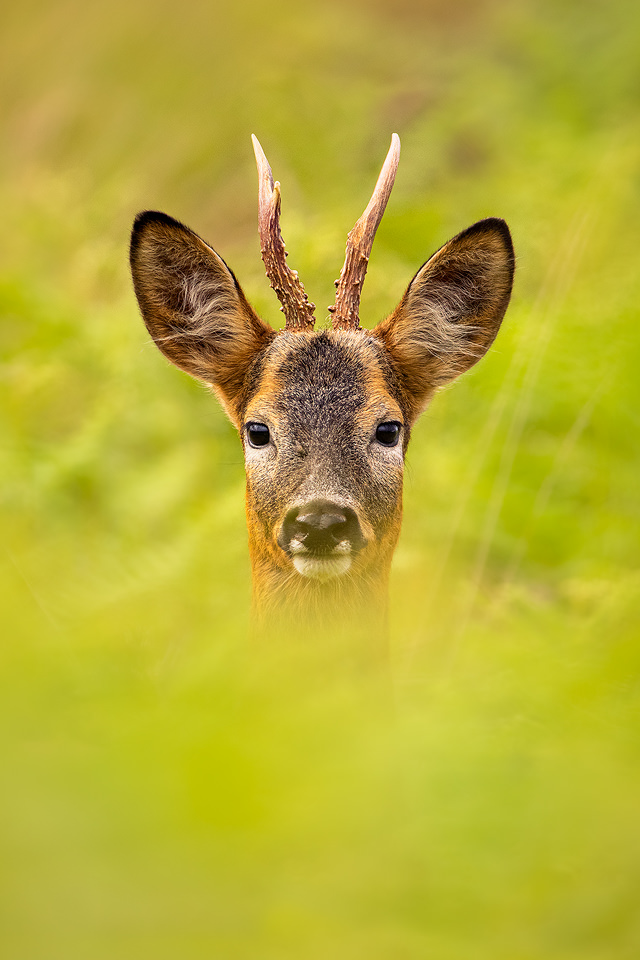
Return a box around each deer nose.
[278,500,365,555]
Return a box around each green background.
[1,0,639,956]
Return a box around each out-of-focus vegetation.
[1,0,639,956]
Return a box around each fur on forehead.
[241,329,408,423]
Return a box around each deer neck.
[247,534,393,660]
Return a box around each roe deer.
[130,135,514,650]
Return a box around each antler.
[330,134,401,330]
[252,135,316,332]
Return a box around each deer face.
[130,137,514,617]
[241,331,406,584]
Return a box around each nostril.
[294,512,347,553]
[279,500,365,555]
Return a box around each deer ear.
[374,218,514,420]
[130,211,274,423]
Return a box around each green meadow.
[1,0,639,956]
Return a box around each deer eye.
[375,421,401,447]
[246,422,270,448]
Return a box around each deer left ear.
[374,218,514,420]
[130,211,275,424]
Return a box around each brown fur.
[130,212,275,423]
[130,205,514,645]
[238,331,405,627]
[374,218,514,419]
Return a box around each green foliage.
[1,0,639,956]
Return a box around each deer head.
[130,136,514,640]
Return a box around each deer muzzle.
[277,500,367,581]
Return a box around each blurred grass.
[1,0,640,956]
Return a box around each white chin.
[292,555,352,581]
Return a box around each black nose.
[278,500,365,555]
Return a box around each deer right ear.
[374,218,514,421]
[130,211,274,423]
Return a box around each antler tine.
[330,134,401,330]
[252,135,315,332]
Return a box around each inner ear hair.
[374,217,514,418]
[130,211,274,415]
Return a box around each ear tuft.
[374,218,514,419]
[130,212,274,422]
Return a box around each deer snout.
[277,500,366,579]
